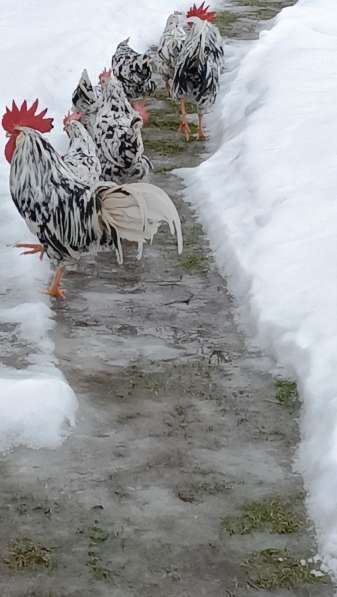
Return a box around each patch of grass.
[214,11,239,34]
[177,479,231,504]
[156,166,174,175]
[87,552,112,581]
[275,380,299,407]
[223,497,304,535]
[153,87,170,101]
[144,138,187,156]
[150,111,181,131]
[4,538,53,570]
[192,479,232,496]
[234,0,295,20]
[178,253,208,271]
[88,525,109,544]
[86,524,112,582]
[243,548,329,590]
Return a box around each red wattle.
[5,134,17,164]
[132,102,150,126]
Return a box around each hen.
[111,38,156,99]
[63,111,101,188]
[3,100,183,298]
[71,69,100,139]
[172,2,224,141]
[158,11,187,96]
[94,70,152,183]
[72,69,151,183]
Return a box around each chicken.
[158,11,187,96]
[62,111,101,188]
[111,38,156,99]
[72,69,151,184]
[172,2,224,141]
[71,68,100,139]
[93,70,152,183]
[2,100,182,298]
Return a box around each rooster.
[172,2,224,141]
[94,69,152,183]
[63,111,101,188]
[111,38,156,100]
[158,11,187,97]
[3,100,183,298]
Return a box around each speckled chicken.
[71,69,100,139]
[72,69,151,184]
[2,100,183,298]
[158,11,187,96]
[94,70,152,183]
[111,38,156,99]
[172,2,224,141]
[63,111,101,188]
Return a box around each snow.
[0,376,77,453]
[0,0,203,452]
[178,0,337,581]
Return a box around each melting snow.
[179,0,337,582]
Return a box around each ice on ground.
[0,0,203,452]
[178,0,337,582]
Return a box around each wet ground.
[0,1,335,596]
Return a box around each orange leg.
[47,266,65,299]
[197,112,207,141]
[16,243,44,260]
[178,98,190,142]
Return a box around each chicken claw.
[46,266,65,299]
[196,127,207,141]
[178,120,191,142]
[46,287,65,299]
[16,243,44,260]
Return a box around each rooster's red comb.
[99,68,112,84]
[63,111,82,128]
[2,99,54,135]
[186,2,216,21]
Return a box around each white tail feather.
[97,182,183,261]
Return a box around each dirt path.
[0,2,334,596]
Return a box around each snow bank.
[0,376,77,452]
[0,0,202,452]
[178,0,337,579]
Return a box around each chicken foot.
[16,243,44,260]
[47,266,65,299]
[178,98,190,142]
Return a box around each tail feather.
[97,182,183,260]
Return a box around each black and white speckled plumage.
[9,128,117,265]
[9,128,182,270]
[172,18,224,113]
[111,39,156,99]
[158,13,187,89]
[63,120,101,189]
[72,70,151,184]
[72,69,100,138]
[94,75,152,183]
